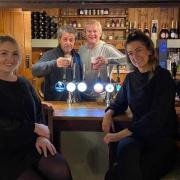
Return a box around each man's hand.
[91,56,108,70]
[56,57,71,68]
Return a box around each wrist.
[34,123,38,134]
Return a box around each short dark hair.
[125,30,158,72]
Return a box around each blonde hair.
[84,19,102,34]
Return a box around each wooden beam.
[0,1,180,8]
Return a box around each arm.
[102,77,129,133]
[32,51,57,77]
[129,72,176,141]
[104,44,127,65]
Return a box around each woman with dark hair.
[102,30,177,180]
[0,35,73,180]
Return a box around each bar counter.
[44,101,131,151]
[44,101,180,151]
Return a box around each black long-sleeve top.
[0,76,42,180]
[108,66,177,143]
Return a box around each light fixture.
[105,83,114,93]
[55,81,66,92]
[66,82,76,92]
[77,82,87,92]
[94,82,104,93]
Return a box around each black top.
[108,66,177,144]
[0,76,42,180]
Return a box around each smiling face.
[59,32,75,55]
[0,41,20,75]
[126,41,151,72]
[85,23,102,48]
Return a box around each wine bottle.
[138,23,142,32]
[175,21,179,39]
[143,23,150,37]
[159,23,166,39]
[164,23,170,39]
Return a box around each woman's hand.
[102,109,114,133]
[34,123,50,139]
[104,128,132,144]
[35,136,57,157]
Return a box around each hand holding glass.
[91,56,106,70]
[57,55,72,68]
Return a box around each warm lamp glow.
[94,83,104,93]
[66,82,76,92]
[77,82,87,92]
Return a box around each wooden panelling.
[128,8,179,34]
[0,9,32,81]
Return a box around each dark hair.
[125,30,158,72]
[0,35,19,48]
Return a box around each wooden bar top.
[45,101,106,121]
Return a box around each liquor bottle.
[151,20,158,46]
[111,19,115,28]
[104,8,109,15]
[143,23,150,37]
[164,23,170,39]
[115,19,120,28]
[138,23,142,32]
[159,23,166,39]
[175,21,179,39]
[132,21,137,33]
[128,21,132,34]
[171,59,177,79]
[169,21,176,39]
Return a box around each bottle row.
[31,11,58,39]
[61,18,127,29]
[129,21,179,39]
[61,8,127,16]
[77,8,109,16]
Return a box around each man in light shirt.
[79,19,127,100]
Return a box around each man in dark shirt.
[32,25,82,101]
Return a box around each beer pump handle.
[106,64,110,83]
[97,69,101,82]
[116,65,120,83]
[73,62,76,81]
[62,68,66,82]
[82,64,86,81]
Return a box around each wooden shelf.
[76,27,127,30]
[60,15,127,18]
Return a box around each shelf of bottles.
[31,11,58,39]
[128,20,179,40]
[60,8,129,42]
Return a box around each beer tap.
[54,67,66,93]
[115,65,122,92]
[67,63,76,104]
[77,64,87,92]
[105,64,114,107]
